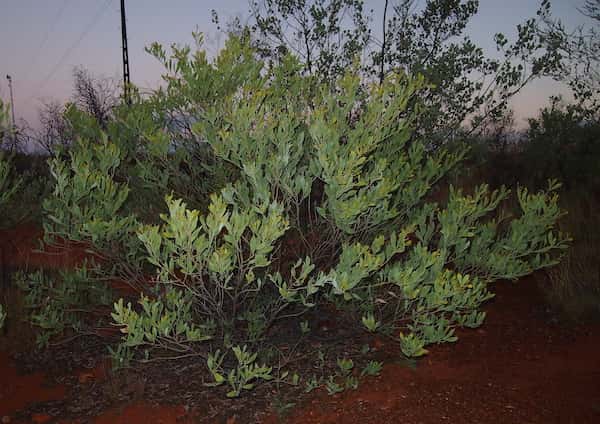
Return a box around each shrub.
[42,136,147,290]
[15,267,115,348]
[1,152,53,227]
[38,35,569,396]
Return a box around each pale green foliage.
[325,376,344,395]
[31,133,150,344]
[190,51,314,222]
[321,357,359,394]
[398,332,428,357]
[300,352,365,395]
[354,181,568,354]
[147,33,264,114]
[15,268,114,347]
[309,72,450,236]
[206,345,273,398]
[305,375,320,393]
[361,312,380,332]
[453,180,569,281]
[44,137,133,244]
[361,360,383,376]
[337,357,354,374]
[322,229,411,299]
[42,136,146,288]
[111,289,214,350]
[135,192,322,341]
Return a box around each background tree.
[538,0,600,119]
[524,97,600,190]
[375,0,561,144]
[214,0,372,84]
[0,115,29,153]
[218,0,560,146]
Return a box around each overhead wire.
[26,0,115,105]
[21,0,73,83]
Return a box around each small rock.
[31,413,52,424]
[78,371,95,384]
[371,337,384,350]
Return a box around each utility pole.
[379,0,389,85]
[120,0,131,105]
[5,75,17,148]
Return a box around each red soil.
[0,351,66,417]
[1,225,600,423]
[86,403,189,424]
[273,281,600,424]
[0,225,92,270]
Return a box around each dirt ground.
[1,225,599,423]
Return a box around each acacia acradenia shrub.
[43,35,568,391]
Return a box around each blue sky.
[0,0,591,129]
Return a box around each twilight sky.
[0,0,592,129]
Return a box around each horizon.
[0,0,592,133]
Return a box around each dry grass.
[538,192,600,321]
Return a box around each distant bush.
[523,100,600,191]
[467,100,600,322]
[538,194,600,321]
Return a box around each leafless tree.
[72,66,119,129]
[34,100,72,155]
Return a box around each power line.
[26,0,114,104]
[21,0,72,83]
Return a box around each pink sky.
[0,0,591,130]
